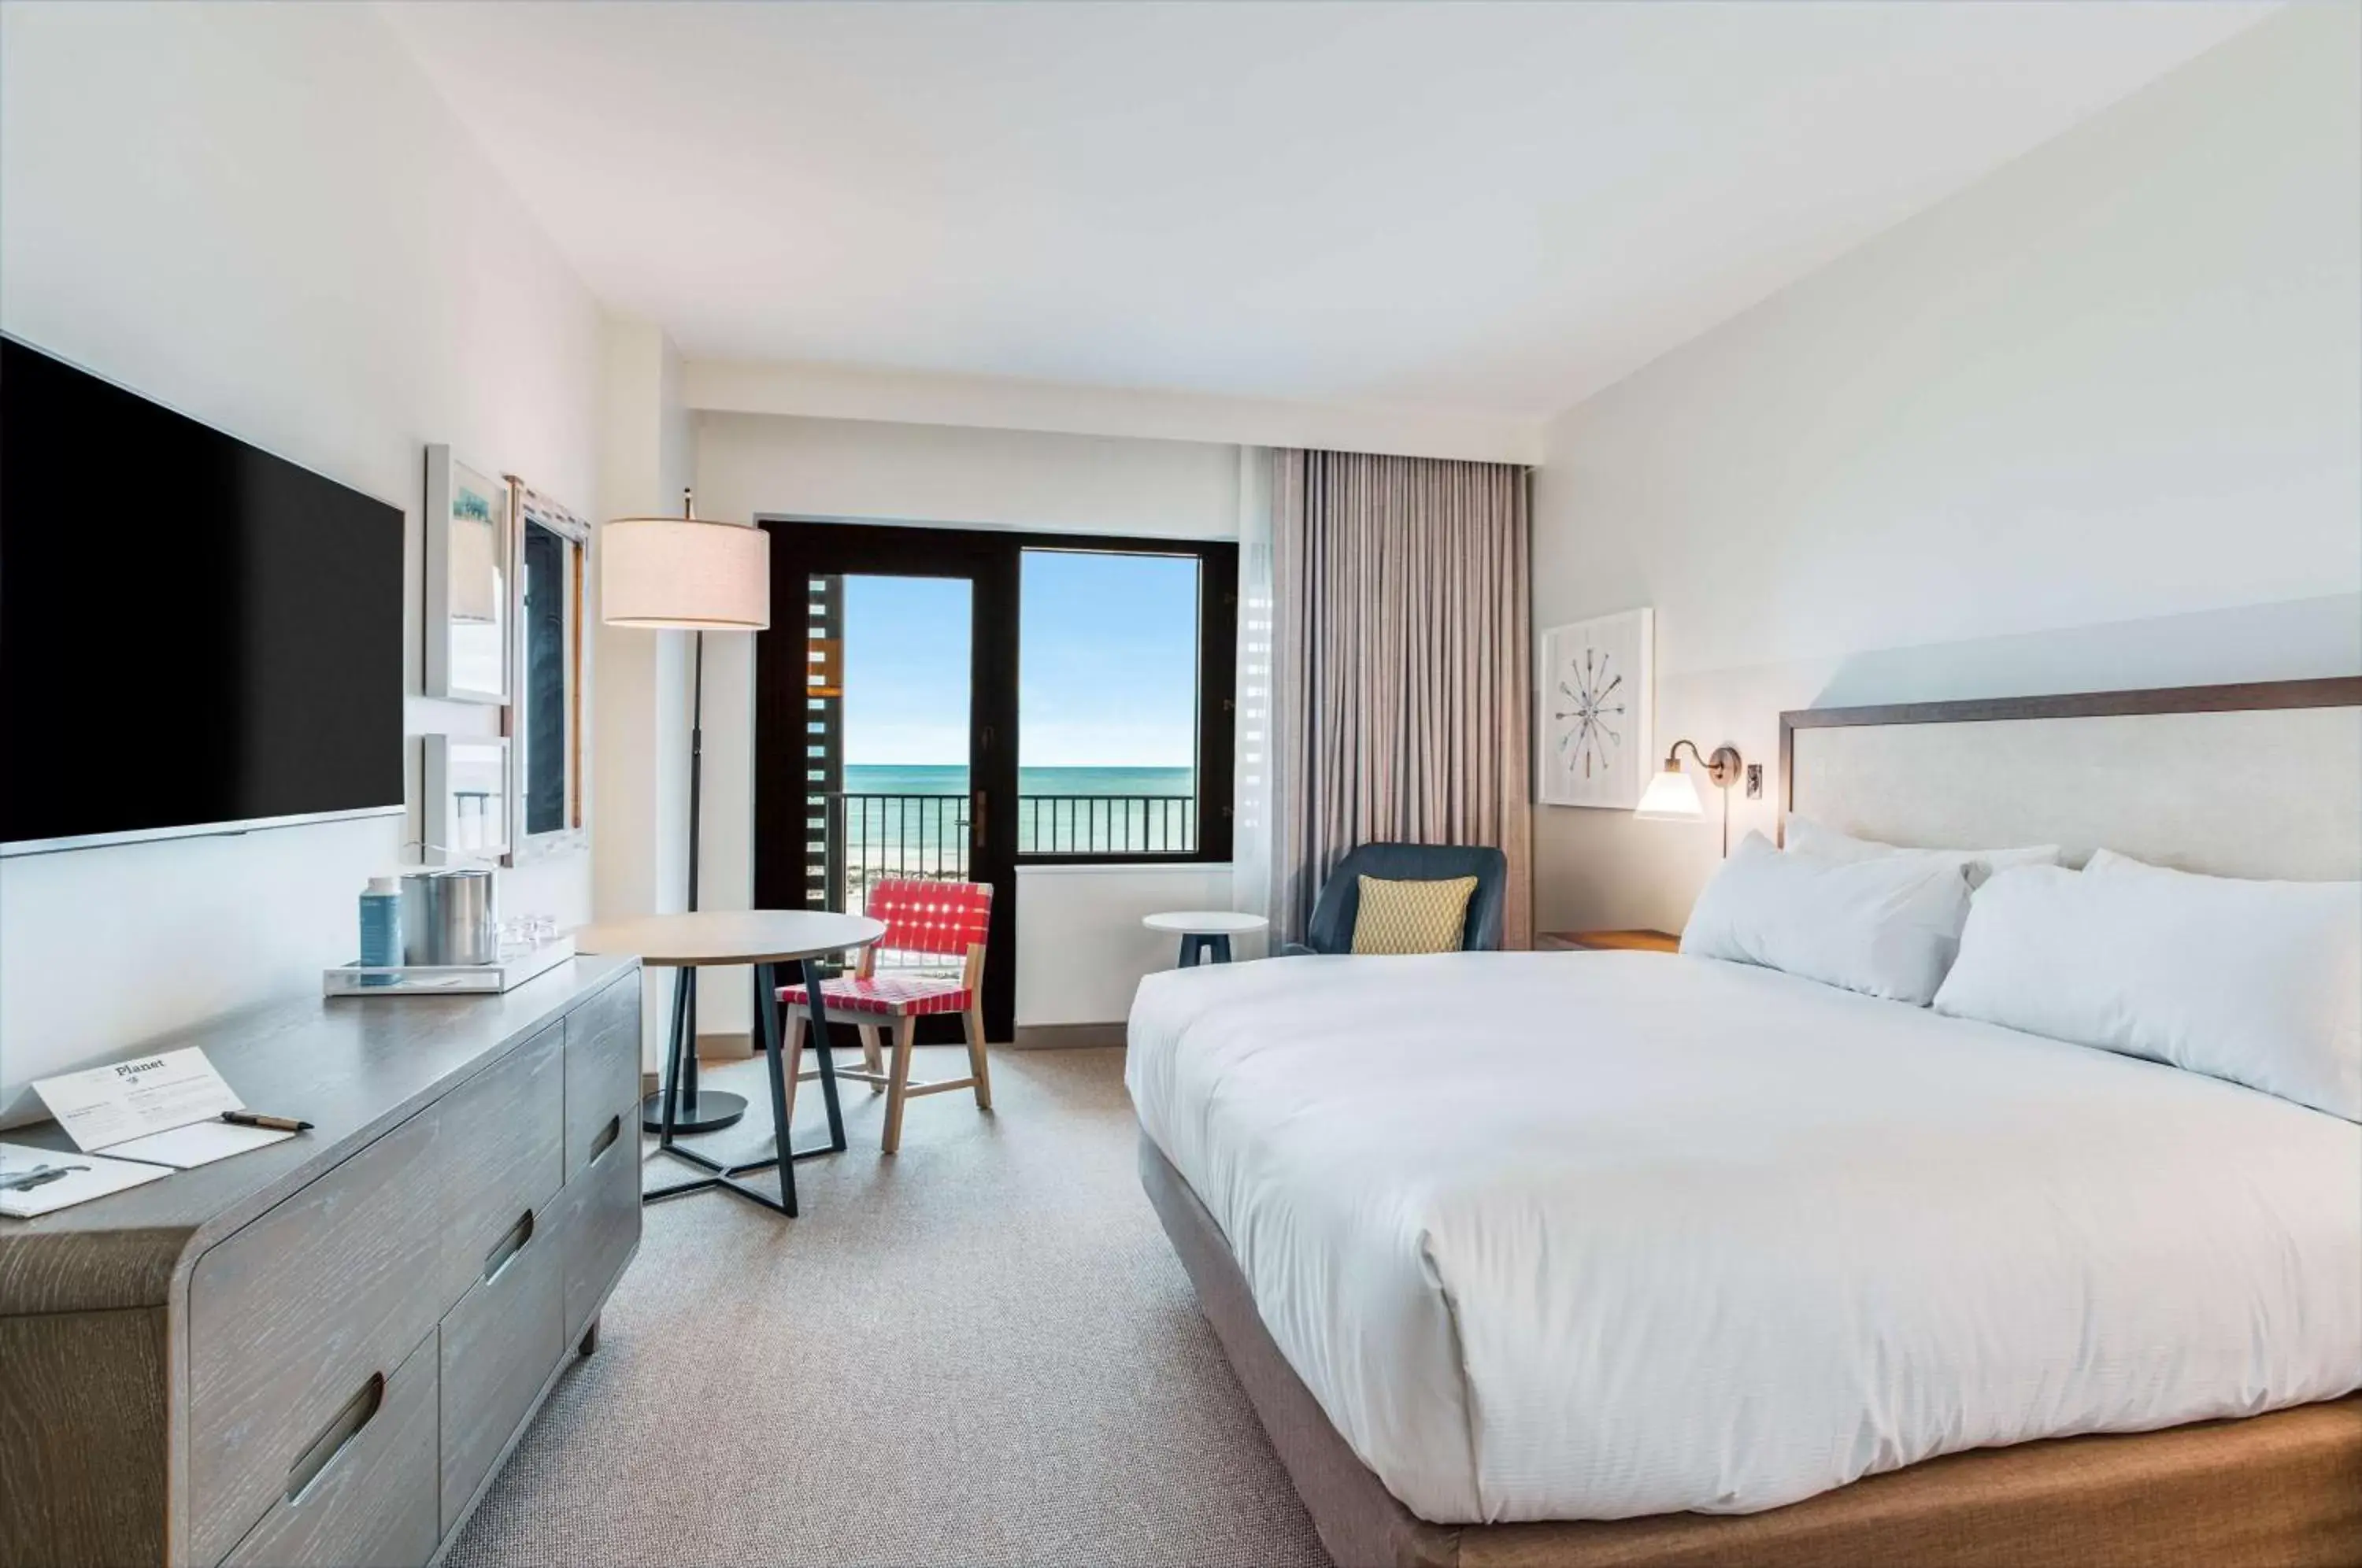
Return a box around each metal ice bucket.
[401,868,498,966]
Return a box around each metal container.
[401,868,498,966]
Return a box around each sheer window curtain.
[1239,448,1532,950]
[1231,446,1279,956]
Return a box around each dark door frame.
[753,519,1238,1045]
[754,521,1018,1043]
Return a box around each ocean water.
[834,764,1197,858]
[842,764,1194,798]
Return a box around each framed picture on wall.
[1537,608,1653,808]
[424,446,513,704]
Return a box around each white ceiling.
[383,2,2268,422]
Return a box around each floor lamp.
[602,491,770,1133]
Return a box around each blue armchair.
[1281,842,1509,956]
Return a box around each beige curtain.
[1270,449,1532,948]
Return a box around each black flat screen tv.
[1,338,405,854]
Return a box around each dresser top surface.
[0,954,638,1314]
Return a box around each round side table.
[575,909,884,1216]
[1142,910,1269,967]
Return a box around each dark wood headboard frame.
[1777,676,2362,843]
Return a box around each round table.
[1142,909,1269,967]
[575,910,885,1215]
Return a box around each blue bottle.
[359,876,402,985]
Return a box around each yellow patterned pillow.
[1349,875,1479,956]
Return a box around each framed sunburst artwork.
[1537,608,1653,808]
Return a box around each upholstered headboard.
[1779,679,2362,882]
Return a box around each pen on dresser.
[220,1110,313,1133]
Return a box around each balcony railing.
[808,790,1198,914]
[1018,793,1196,857]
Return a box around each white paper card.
[31,1047,245,1152]
[100,1120,294,1170]
[0,1143,170,1219]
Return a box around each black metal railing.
[809,791,1198,914]
[1016,794,1196,856]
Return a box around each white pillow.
[1682,832,1972,1005]
[1932,858,2361,1121]
[1784,815,2061,889]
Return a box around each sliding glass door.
[753,521,1236,1044]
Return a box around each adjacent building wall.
[0,2,603,1104]
[1530,4,2362,935]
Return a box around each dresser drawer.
[564,976,641,1178]
[218,1329,439,1568]
[438,1022,565,1305]
[438,1200,564,1530]
[188,1111,446,1566]
[557,1107,640,1345]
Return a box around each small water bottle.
[359,876,402,986]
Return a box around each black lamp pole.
[642,512,750,1136]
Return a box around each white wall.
[592,320,696,1067]
[1531,4,2362,935]
[1018,865,1253,1027]
[0,3,602,1105]
[690,412,1242,1032]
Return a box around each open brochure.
[21,1045,296,1192]
[0,1143,169,1219]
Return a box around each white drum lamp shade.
[601,518,770,631]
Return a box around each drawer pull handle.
[482,1209,536,1284]
[590,1113,622,1163]
[285,1372,384,1506]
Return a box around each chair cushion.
[1349,875,1479,956]
[778,974,974,1018]
[1306,843,1508,953]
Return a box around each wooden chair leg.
[962,1005,993,1111]
[882,1014,916,1155]
[782,1011,809,1130]
[857,1023,883,1090]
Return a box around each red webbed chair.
[777,878,994,1153]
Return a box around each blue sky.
[841,549,1199,767]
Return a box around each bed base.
[1140,1134,2362,1568]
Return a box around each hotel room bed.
[1129,679,2362,1567]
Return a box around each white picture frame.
[422,734,512,863]
[1537,608,1654,808]
[424,446,512,704]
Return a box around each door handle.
[481,1209,536,1284]
[286,1372,386,1505]
[972,789,987,850]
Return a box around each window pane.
[1019,549,1199,854]
[520,523,567,835]
[811,573,974,972]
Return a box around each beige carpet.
[446,1046,1331,1568]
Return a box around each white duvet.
[1126,950,2362,1525]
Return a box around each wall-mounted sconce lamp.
[1635,739,1744,855]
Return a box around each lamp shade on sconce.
[601,518,770,630]
[1635,765,1706,820]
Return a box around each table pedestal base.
[1178,932,1234,966]
[639,1088,746,1136]
[643,956,847,1217]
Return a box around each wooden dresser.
[0,956,643,1568]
